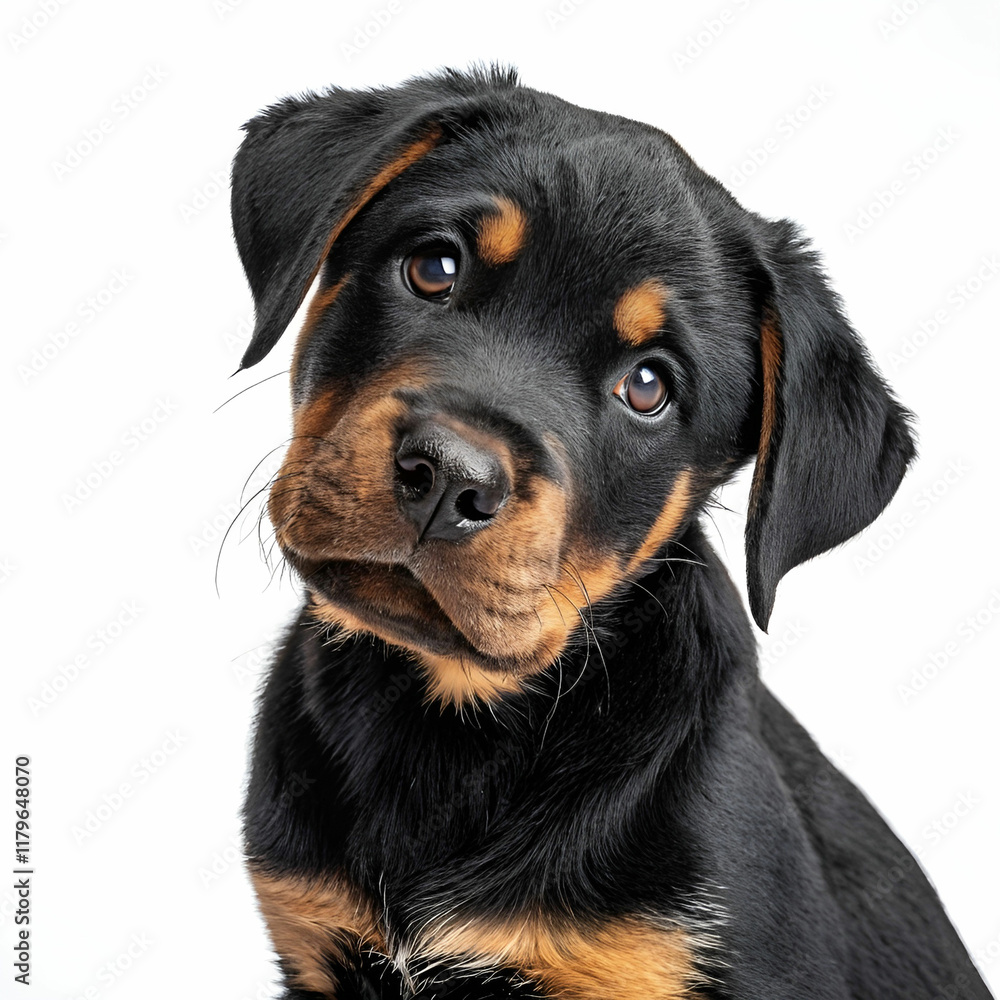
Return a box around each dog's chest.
[250,867,709,999]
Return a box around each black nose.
[395,420,510,541]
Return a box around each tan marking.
[291,273,351,382]
[626,469,693,576]
[306,603,525,709]
[269,361,431,562]
[418,653,525,709]
[477,196,528,265]
[415,911,707,999]
[308,597,368,638]
[250,869,385,996]
[296,128,442,310]
[412,551,626,709]
[252,869,705,999]
[614,279,670,347]
[749,315,782,512]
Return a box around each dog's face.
[232,69,914,703]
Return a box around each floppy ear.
[745,220,916,631]
[230,68,517,370]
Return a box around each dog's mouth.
[290,554,480,660]
[286,550,579,676]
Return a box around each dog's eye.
[614,362,669,415]
[404,248,459,298]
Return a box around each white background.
[3,1,999,997]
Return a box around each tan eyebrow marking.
[614,279,671,346]
[477,196,529,265]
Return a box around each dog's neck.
[253,521,761,918]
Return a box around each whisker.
[214,477,289,596]
[213,369,289,414]
[544,580,606,702]
[239,439,297,503]
[631,579,669,620]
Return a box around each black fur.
[231,68,990,999]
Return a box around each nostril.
[456,485,504,521]
[396,455,436,498]
[396,421,510,539]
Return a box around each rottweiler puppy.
[230,67,991,999]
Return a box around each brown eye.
[614,362,669,415]
[404,248,459,298]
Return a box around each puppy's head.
[231,68,914,704]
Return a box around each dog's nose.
[395,420,510,541]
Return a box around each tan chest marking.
[413,913,707,1000]
[250,869,384,996]
[251,870,707,999]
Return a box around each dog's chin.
[284,552,557,676]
